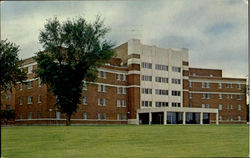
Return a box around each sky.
[1,0,248,78]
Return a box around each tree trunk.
[66,114,71,126]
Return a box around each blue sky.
[1,0,248,78]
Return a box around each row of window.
[141,101,181,107]
[141,62,181,72]
[199,93,242,100]
[218,104,242,111]
[219,115,242,121]
[142,88,181,96]
[142,75,181,84]
[19,79,42,90]
[97,71,127,81]
[189,82,242,89]
[19,96,42,105]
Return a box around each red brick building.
[1,39,247,125]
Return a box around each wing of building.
[1,39,247,125]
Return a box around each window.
[227,104,229,109]
[83,112,88,120]
[172,66,181,72]
[28,66,33,74]
[155,89,168,95]
[117,114,121,120]
[238,116,241,121]
[142,75,152,81]
[6,105,11,110]
[172,102,181,107]
[27,81,33,89]
[98,84,101,92]
[155,77,168,83]
[210,74,213,77]
[83,82,87,90]
[38,78,42,87]
[122,74,126,81]
[171,91,181,96]
[231,115,233,121]
[142,88,152,94]
[189,82,192,88]
[238,84,241,89]
[237,95,241,100]
[238,105,241,110]
[28,112,33,119]
[189,103,192,107]
[219,116,222,121]
[103,113,107,120]
[189,93,192,99]
[56,112,61,119]
[98,71,102,78]
[20,83,23,90]
[202,82,209,88]
[219,104,222,110]
[155,102,168,107]
[83,97,87,105]
[227,94,230,99]
[38,95,42,103]
[122,114,127,120]
[202,104,205,108]
[117,87,121,94]
[28,96,33,104]
[193,73,196,76]
[172,78,181,84]
[6,94,10,100]
[206,104,210,108]
[142,62,152,69]
[218,83,222,89]
[103,72,107,79]
[19,97,23,105]
[123,87,127,94]
[227,83,233,88]
[219,94,222,99]
[116,74,121,80]
[103,85,106,92]
[207,82,210,88]
[231,105,233,110]
[20,113,23,119]
[103,99,107,106]
[155,64,168,71]
[98,113,101,120]
[202,93,210,99]
[38,112,42,119]
[142,101,152,107]
[122,100,126,107]
[117,100,121,107]
[98,98,102,106]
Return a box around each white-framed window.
[98,113,101,120]
[117,100,121,107]
[117,87,121,94]
[6,94,10,100]
[103,85,106,92]
[231,115,233,121]
[20,113,23,119]
[38,95,42,103]
[122,74,126,81]
[83,81,87,90]
[189,93,192,99]
[156,89,168,95]
[172,78,181,84]
[98,71,102,78]
[238,84,241,89]
[19,97,23,105]
[20,83,23,90]
[122,100,126,107]
[142,75,152,81]
[142,101,152,107]
[238,116,241,121]
[238,105,241,110]
[83,112,88,120]
[210,74,213,77]
[206,104,210,108]
[103,99,106,106]
[37,112,42,119]
[230,105,233,110]
[116,74,121,80]
[207,82,210,88]
[230,94,233,99]
[227,104,229,109]
[103,113,107,120]
[98,98,102,106]
[27,112,33,119]
[219,94,222,99]
[28,96,33,104]
[38,78,42,87]
[28,66,33,74]
[142,88,152,94]
[237,95,241,100]
[122,114,127,120]
[155,77,168,83]
[117,114,121,120]
[218,83,222,89]
[202,104,205,108]
[83,97,87,105]
[56,112,61,119]
[219,116,222,121]
[192,73,196,76]
[202,93,210,99]
[189,82,192,88]
[103,72,107,79]
[98,84,101,92]
[27,81,33,89]
[155,64,168,71]
[219,104,222,110]
[172,66,181,72]
[227,94,230,99]
[202,93,206,99]
[123,87,127,94]
[202,82,205,88]
[141,62,152,69]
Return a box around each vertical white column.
[183,112,186,125]
[200,112,203,125]
[149,112,152,125]
[216,112,219,125]
[164,111,167,125]
[137,113,139,125]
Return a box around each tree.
[0,109,15,125]
[0,39,27,106]
[35,16,114,126]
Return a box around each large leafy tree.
[0,39,27,106]
[35,16,114,125]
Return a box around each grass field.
[1,125,249,158]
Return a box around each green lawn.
[1,125,249,158]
